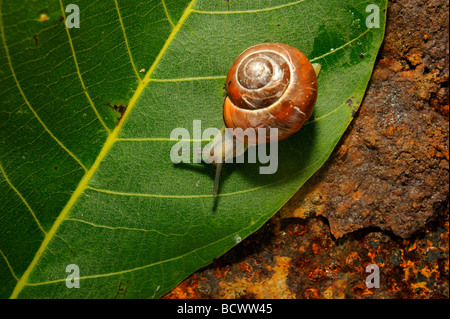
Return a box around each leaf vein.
[9,0,198,299]
[0,249,18,281]
[0,161,46,234]
[191,0,306,14]
[65,217,185,237]
[310,28,371,63]
[150,75,226,82]
[0,4,88,172]
[161,0,175,28]
[25,213,268,286]
[58,0,111,134]
[114,0,141,79]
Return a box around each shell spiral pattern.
[224,43,318,144]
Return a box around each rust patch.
[165,213,448,299]
[215,256,295,299]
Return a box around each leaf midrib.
[9,0,198,299]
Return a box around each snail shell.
[223,43,318,144]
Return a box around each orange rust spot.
[406,51,423,66]
[39,13,49,22]
[308,268,325,281]
[389,281,401,293]
[214,265,230,278]
[298,245,306,253]
[166,279,200,299]
[340,181,359,195]
[402,260,417,282]
[323,286,333,299]
[305,288,320,299]
[323,279,347,299]
[335,144,348,162]
[311,242,321,255]
[384,125,395,136]
[411,282,429,294]
[346,251,360,268]
[238,261,252,274]
[368,251,377,264]
[348,149,364,165]
[378,57,403,72]
[407,242,417,252]
[292,207,310,219]
[218,256,295,298]
[352,189,364,201]
[420,266,432,278]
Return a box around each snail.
[185,43,320,195]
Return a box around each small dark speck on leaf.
[359,53,365,58]
[105,102,127,125]
[32,35,38,45]
[346,98,354,107]
[114,280,129,298]
[59,15,64,22]
[277,24,281,27]
[54,166,58,171]
[346,97,359,117]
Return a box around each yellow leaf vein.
[0,2,88,172]
[191,0,306,14]
[114,0,141,79]
[0,161,46,234]
[58,0,111,134]
[9,0,198,299]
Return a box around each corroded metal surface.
[306,0,449,238]
[166,214,448,298]
[165,0,449,299]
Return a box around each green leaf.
[0,0,386,298]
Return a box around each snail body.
[195,43,320,195]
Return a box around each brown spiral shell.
[223,43,318,144]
